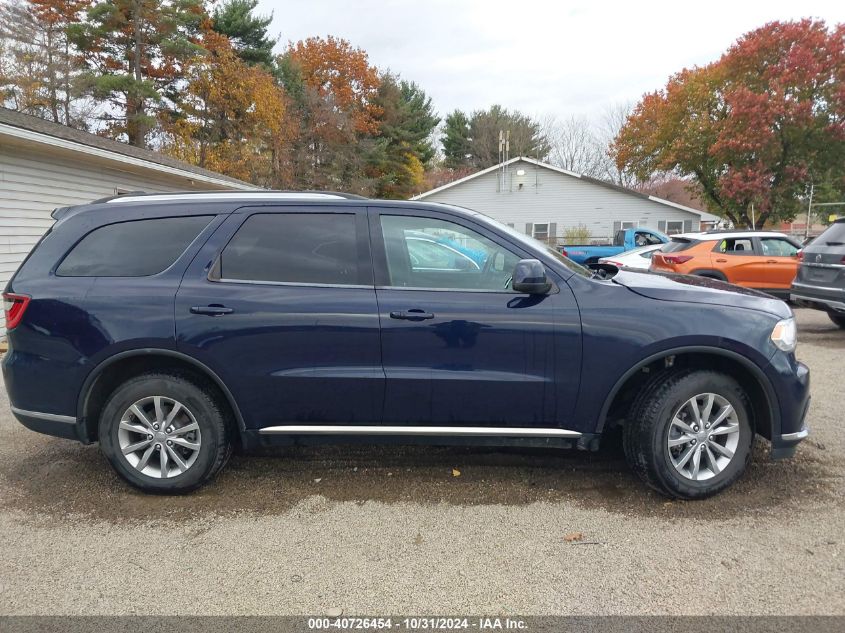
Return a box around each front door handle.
[390,309,435,321]
[766,259,778,264]
[190,305,234,316]
[716,258,727,263]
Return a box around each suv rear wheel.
[828,312,845,329]
[99,373,232,493]
[623,370,754,499]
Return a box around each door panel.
[757,237,800,288]
[371,209,582,428]
[175,208,383,429]
[710,237,758,285]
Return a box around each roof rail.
[99,190,368,204]
[89,191,148,205]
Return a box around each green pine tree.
[212,0,276,70]
[442,109,472,169]
[69,0,205,147]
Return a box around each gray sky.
[259,0,845,120]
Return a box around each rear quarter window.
[815,221,845,245]
[57,216,212,277]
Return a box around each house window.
[665,221,684,235]
[532,223,549,241]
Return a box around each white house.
[413,157,719,243]
[0,107,259,333]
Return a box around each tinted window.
[662,238,696,253]
[816,221,845,245]
[57,216,212,277]
[380,215,520,291]
[220,213,358,285]
[760,238,799,257]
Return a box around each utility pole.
[805,183,814,242]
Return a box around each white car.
[598,243,665,270]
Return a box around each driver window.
[380,215,521,290]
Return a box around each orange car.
[650,231,802,298]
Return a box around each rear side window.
[57,216,212,277]
[816,221,845,245]
[661,238,695,253]
[219,213,358,285]
[716,238,754,254]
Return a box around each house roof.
[0,107,257,190]
[413,156,720,221]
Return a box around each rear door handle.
[190,305,234,316]
[716,258,727,263]
[390,309,435,321]
[766,260,778,264]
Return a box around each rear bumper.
[10,406,81,441]
[790,282,845,313]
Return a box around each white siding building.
[414,157,718,243]
[0,107,258,333]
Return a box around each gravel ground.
[0,308,842,615]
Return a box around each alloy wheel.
[117,396,202,478]
[667,392,740,481]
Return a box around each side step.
[257,425,582,438]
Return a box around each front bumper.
[766,354,811,460]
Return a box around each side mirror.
[512,259,551,294]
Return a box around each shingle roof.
[0,107,255,189]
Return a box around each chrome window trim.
[215,277,372,290]
[258,425,582,438]
[11,407,76,424]
[375,284,520,294]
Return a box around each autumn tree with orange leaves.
[614,20,845,228]
[162,28,292,186]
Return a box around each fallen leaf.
[314,478,322,483]
[452,468,461,477]
[564,532,584,542]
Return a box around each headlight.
[771,317,797,352]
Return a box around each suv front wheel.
[99,373,232,493]
[623,370,754,499]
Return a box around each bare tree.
[0,0,94,128]
[597,100,639,187]
[543,114,605,177]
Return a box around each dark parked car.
[3,192,810,498]
[791,218,845,328]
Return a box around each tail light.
[661,255,693,265]
[559,248,568,257]
[797,250,804,262]
[3,293,31,330]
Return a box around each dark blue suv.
[2,192,810,498]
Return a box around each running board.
[257,425,582,438]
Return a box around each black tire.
[623,369,754,499]
[828,312,845,329]
[99,372,232,493]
